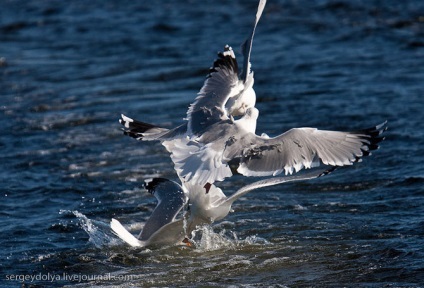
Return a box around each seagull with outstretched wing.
[119,0,267,184]
[111,167,332,248]
[171,118,387,185]
[119,0,386,188]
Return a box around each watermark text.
[5,272,142,283]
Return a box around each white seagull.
[122,106,386,188]
[111,167,333,248]
[119,0,267,184]
[119,0,387,188]
[172,116,387,183]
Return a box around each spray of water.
[70,209,269,252]
[72,210,120,248]
[189,225,270,252]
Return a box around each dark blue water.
[1,0,423,287]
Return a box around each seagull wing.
[234,122,387,177]
[223,167,334,206]
[120,0,268,138]
[167,121,237,185]
[119,114,168,139]
[169,138,234,185]
[119,114,188,141]
[240,0,267,83]
[139,178,188,241]
[187,46,242,135]
[144,219,186,248]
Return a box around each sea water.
[1,0,423,287]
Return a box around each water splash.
[72,211,120,248]
[190,226,236,251]
[190,225,270,252]
[69,208,270,252]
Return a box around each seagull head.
[234,106,259,134]
[228,82,256,117]
[245,106,259,120]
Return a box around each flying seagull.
[119,0,386,188]
[119,0,267,183]
[171,116,387,184]
[122,107,386,187]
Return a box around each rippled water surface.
[1,0,424,287]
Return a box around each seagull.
[119,0,387,188]
[121,0,266,136]
[119,0,267,184]
[123,106,387,187]
[111,167,333,248]
[174,116,387,182]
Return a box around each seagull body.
[119,43,258,143]
[120,0,267,138]
[111,168,331,248]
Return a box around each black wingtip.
[143,178,170,194]
[318,166,338,178]
[121,128,141,139]
[207,45,238,78]
[119,114,159,139]
[350,121,388,163]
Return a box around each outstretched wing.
[166,136,234,185]
[240,0,267,83]
[224,167,335,206]
[119,114,187,141]
[187,46,242,135]
[235,121,387,177]
[119,114,168,139]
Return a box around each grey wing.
[240,0,267,83]
[144,219,186,248]
[224,167,335,206]
[139,178,188,241]
[187,46,242,135]
[166,137,234,185]
[236,122,387,177]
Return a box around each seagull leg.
[182,237,194,247]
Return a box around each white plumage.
[111,168,331,248]
[112,0,387,248]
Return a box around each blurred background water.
[1,0,423,287]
